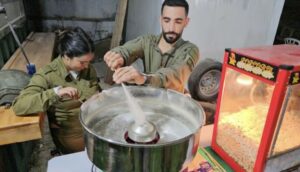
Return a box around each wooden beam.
[104,0,128,84]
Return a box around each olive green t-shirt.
[112,34,199,92]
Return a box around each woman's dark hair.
[57,27,95,59]
[161,0,189,16]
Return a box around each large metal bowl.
[80,86,205,172]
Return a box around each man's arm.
[104,35,149,84]
[113,66,146,85]
[103,51,125,71]
[104,35,147,70]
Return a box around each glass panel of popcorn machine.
[271,84,300,157]
[216,68,274,171]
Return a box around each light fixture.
[236,74,253,86]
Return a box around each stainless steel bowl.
[80,86,205,172]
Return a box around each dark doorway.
[274,0,300,44]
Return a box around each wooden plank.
[0,32,55,146]
[104,0,128,84]
[110,0,128,48]
[0,108,42,145]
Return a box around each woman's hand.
[57,87,80,99]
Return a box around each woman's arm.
[12,73,60,115]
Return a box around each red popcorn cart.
[211,45,300,172]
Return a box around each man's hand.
[113,66,146,85]
[57,87,80,99]
[103,51,125,71]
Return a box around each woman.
[13,27,101,154]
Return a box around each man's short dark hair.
[161,0,189,16]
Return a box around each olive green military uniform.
[112,34,199,92]
[12,57,101,154]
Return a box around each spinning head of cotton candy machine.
[125,121,160,144]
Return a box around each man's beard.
[162,31,181,44]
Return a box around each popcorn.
[216,105,300,171]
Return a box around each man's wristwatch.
[143,74,151,85]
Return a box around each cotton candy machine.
[80,86,205,172]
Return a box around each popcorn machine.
[211,45,300,171]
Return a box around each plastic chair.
[284,37,300,45]
[275,26,295,43]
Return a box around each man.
[104,0,199,92]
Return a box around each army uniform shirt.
[12,57,101,152]
[112,34,199,92]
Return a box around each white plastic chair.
[284,37,300,45]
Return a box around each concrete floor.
[28,118,56,172]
